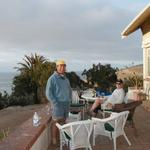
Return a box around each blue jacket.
[46,72,72,105]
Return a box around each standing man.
[46,59,72,145]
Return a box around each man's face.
[56,64,66,74]
[116,83,123,89]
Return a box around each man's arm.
[45,77,57,103]
[104,89,125,108]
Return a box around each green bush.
[0,91,10,109]
[14,54,56,104]
[66,71,84,89]
[82,63,118,91]
[0,128,10,141]
[8,94,35,106]
[123,73,143,92]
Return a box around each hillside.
[116,64,143,79]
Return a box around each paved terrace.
[49,105,150,150]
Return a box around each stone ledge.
[0,108,52,150]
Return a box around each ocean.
[0,72,17,95]
[0,71,85,95]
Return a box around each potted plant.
[124,72,144,101]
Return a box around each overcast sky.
[0,0,149,72]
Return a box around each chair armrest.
[56,123,62,129]
[110,112,118,116]
[56,122,72,129]
[80,98,86,101]
[103,110,112,113]
[79,98,86,104]
[102,111,118,117]
[92,116,116,123]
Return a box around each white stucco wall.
[30,121,51,150]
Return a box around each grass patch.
[0,127,10,141]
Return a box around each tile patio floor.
[49,105,150,150]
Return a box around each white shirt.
[102,88,125,109]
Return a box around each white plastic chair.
[56,120,93,150]
[70,90,86,119]
[92,111,131,150]
[67,112,81,123]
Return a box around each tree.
[82,63,118,91]
[66,71,84,89]
[0,91,9,109]
[13,53,56,104]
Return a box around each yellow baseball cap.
[56,59,66,66]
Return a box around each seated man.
[90,79,125,116]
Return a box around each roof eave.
[121,3,150,38]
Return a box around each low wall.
[0,106,52,150]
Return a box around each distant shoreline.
[0,72,17,94]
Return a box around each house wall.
[141,17,150,49]
[141,16,150,35]
[141,17,150,98]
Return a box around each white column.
[142,37,150,93]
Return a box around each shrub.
[0,128,10,141]
[0,91,10,109]
[123,72,143,92]
[8,94,35,106]
[82,63,118,91]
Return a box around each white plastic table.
[81,95,109,104]
[81,95,98,103]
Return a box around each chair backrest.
[101,111,129,138]
[56,120,93,149]
[113,101,142,121]
[72,90,80,104]
[92,111,129,137]
[113,111,129,135]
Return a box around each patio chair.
[56,120,93,150]
[113,100,142,127]
[92,111,131,150]
[67,111,81,123]
[70,90,86,119]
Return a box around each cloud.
[0,0,149,72]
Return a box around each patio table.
[81,95,98,103]
[81,95,109,103]
[81,96,108,115]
